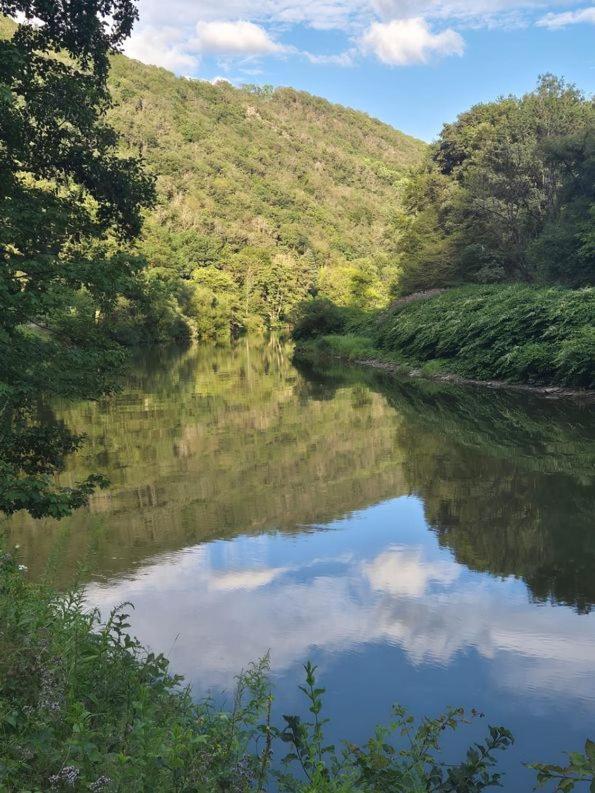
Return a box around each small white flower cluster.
[89,775,112,792]
[49,766,80,787]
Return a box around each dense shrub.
[293,286,595,389]
[291,299,350,340]
[376,286,595,387]
[0,551,273,792]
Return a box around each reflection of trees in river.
[300,360,595,614]
[6,342,594,614]
[399,426,594,614]
[387,384,594,614]
[5,340,409,582]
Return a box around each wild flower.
[89,776,113,791]
[49,766,80,787]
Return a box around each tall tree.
[396,76,594,293]
[0,2,154,518]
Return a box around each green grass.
[0,552,274,792]
[293,286,595,389]
[310,334,381,362]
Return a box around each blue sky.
[126,1,595,141]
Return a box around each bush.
[291,299,349,340]
[292,286,594,388]
[375,285,595,388]
[0,552,271,792]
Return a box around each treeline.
[0,13,424,347]
[112,71,594,345]
[117,72,594,343]
[293,77,595,389]
[396,75,594,293]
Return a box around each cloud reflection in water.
[86,496,595,713]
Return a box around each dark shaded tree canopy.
[396,76,594,294]
[0,1,154,518]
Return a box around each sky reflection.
[86,495,595,721]
[10,342,593,790]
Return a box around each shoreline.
[296,348,595,401]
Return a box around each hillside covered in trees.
[104,52,425,341]
[293,76,595,389]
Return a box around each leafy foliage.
[0,551,273,791]
[293,285,595,388]
[291,299,350,340]
[531,741,595,792]
[376,285,595,387]
[396,76,594,294]
[0,8,154,518]
[273,662,514,793]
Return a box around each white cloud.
[132,0,574,33]
[304,48,357,66]
[135,0,366,33]
[194,20,289,56]
[363,546,460,597]
[372,0,579,26]
[125,26,199,71]
[360,17,464,64]
[210,566,289,590]
[537,5,595,27]
[122,0,589,74]
[85,531,595,707]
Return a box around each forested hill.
[0,11,424,342]
[99,53,424,340]
[108,55,424,265]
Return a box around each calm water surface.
[7,340,595,791]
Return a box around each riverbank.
[292,285,595,393]
[294,348,595,400]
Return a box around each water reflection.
[6,340,409,582]
[83,498,595,703]
[4,340,595,789]
[298,359,595,613]
[8,340,594,613]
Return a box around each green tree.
[252,252,312,326]
[397,76,594,293]
[0,2,154,518]
[528,124,595,286]
[190,266,242,342]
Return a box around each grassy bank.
[292,286,595,390]
[2,552,592,791]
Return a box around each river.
[6,339,595,791]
